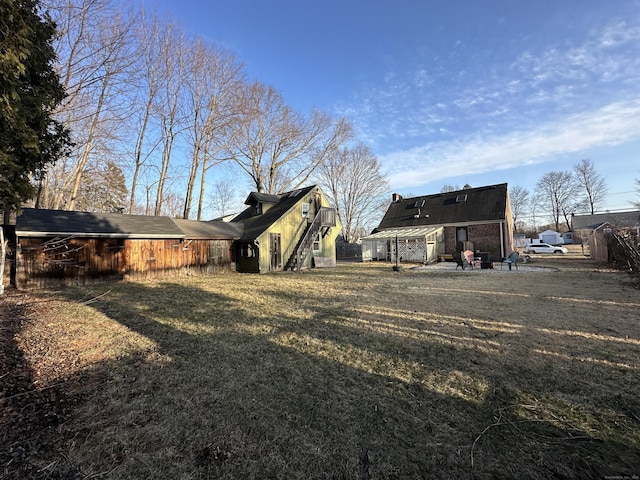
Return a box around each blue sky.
[147,0,640,213]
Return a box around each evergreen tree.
[76,160,129,213]
[0,0,70,211]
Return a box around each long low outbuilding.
[10,208,243,288]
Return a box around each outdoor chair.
[463,250,481,269]
[501,251,519,270]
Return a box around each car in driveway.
[524,243,568,254]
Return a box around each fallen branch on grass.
[470,405,596,468]
[81,290,111,305]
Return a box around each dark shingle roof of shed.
[172,218,243,239]
[16,208,244,240]
[16,208,184,238]
[377,183,508,230]
[244,192,281,205]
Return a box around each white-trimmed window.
[312,233,322,252]
[302,202,310,218]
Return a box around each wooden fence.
[16,236,236,288]
[588,228,640,273]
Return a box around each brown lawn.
[1,251,639,479]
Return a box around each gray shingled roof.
[243,192,281,205]
[232,185,317,240]
[572,211,640,231]
[16,208,184,238]
[172,218,243,239]
[15,185,322,241]
[376,183,509,231]
[15,208,244,240]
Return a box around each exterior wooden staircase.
[284,207,336,271]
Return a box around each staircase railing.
[286,207,336,271]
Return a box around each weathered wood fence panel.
[588,231,609,263]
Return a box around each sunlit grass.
[14,259,640,479]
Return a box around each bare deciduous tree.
[509,185,529,233]
[316,143,389,243]
[634,177,640,209]
[573,159,606,214]
[128,9,164,214]
[223,82,352,194]
[208,177,238,218]
[41,0,136,211]
[154,24,188,216]
[183,38,244,219]
[535,171,580,231]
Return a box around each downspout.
[500,221,505,258]
[254,240,260,273]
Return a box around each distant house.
[572,211,640,238]
[230,185,339,273]
[362,183,514,264]
[571,211,640,263]
[536,229,563,245]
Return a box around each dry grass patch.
[2,255,639,479]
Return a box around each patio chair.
[464,250,481,269]
[501,251,519,270]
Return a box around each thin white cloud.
[383,98,640,189]
[335,10,640,196]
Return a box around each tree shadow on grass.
[0,293,85,479]
[7,275,639,479]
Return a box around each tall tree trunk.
[68,83,106,210]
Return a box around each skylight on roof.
[414,200,425,208]
[456,194,467,203]
[288,189,302,198]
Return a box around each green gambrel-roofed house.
[231,185,339,273]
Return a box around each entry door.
[269,233,281,271]
[426,241,436,263]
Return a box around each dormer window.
[253,203,263,215]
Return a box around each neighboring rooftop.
[572,210,640,231]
